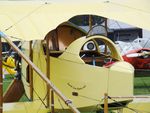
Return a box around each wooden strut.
[0,31,80,113]
[47,37,55,113]
[104,18,108,54]
[0,35,3,113]
[46,37,55,113]
[46,36,50,108]
[104,93,108,113]
[29,41,33,101]
[89,15,92,30]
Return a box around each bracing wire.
[36,90,48,113]
[77,94,103,102]
[21,72,49,110]
[57,98,65,113]
[108,96,150,113]
[72,92,105,112]
[5,2,50,32]
[108,1,150,14]
[10,36,24,41]
[34,88,48,108]
[21,72,48,108]
[89,99,104,113]
[143,38,150,48]
[10,40,50,112]
[58,92,101,112]
[115,20,122,29]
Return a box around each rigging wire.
[115,20,122,29]
[143,38,150,48]
[108,1,150,14]
[89,99,104,113]
[19,74,48,113]
[72,92,105,113]
[116,42,124,54]
[57,92,100,113]
[9,36,24,41]
[128,41,137,51]
[5,2,50,32]
[34,88,48,108]
[36,90,48,113]
[72,92,103,102]
[57,98,65,113]
[13,40,49,111]
[21,72,48,109]
[108,96,150,113]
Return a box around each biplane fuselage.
[1,0,150,112]
[21,22,134,111]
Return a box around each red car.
[122,48,150,69]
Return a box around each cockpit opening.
[80,38,118,67]
[42,21,87,57]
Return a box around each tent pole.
[104,18,108,54]
[51,90,54,113]
[0,35,3,113]
[0,31,80,113]
[104,18,108,37]
[46,38,55,113]
[104,93,108,113]
[29,41,33,101]
[46,38,50,109]
[89,15,92,30]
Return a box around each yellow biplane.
[0,0,150,113]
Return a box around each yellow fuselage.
[22,36,134,111]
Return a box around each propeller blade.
[126,52,150,58]
[126,53,140,58]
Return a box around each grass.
[3,74,29,102]
[134,77,150,95]
[3,74,14,93]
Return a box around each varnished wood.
[45,23,86,51]
[46,37,55,112]
[104,93,108,113]
[46,37,50,108]
[104,18,108,54]
[51,90,54,113]
[29,41,33,101]
[3,79,25,103]
[89,15,92,31]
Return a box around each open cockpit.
[42,21,122,67]
[79,40,118,67]
[42,21,87,56]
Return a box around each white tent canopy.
[0,0,150,41]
